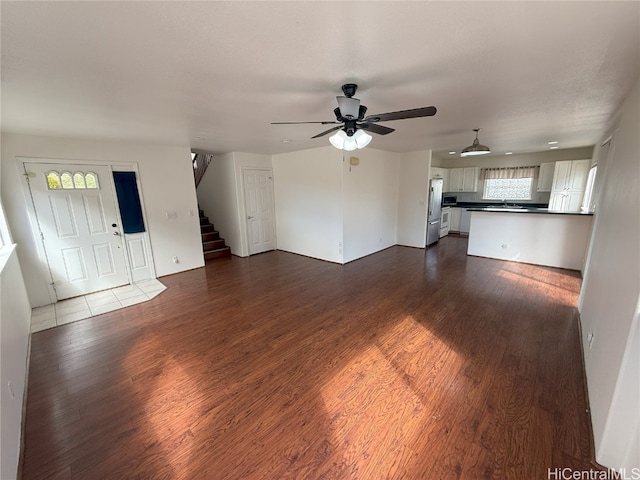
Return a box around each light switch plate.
[350,157,359,166]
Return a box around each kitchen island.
[466,207,594,270]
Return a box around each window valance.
[480,166,539,180]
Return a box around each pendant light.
[461,128,491,157]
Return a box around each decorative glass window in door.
[46,171,100,190]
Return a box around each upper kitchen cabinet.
[430,167,449,192]
[536,162,555,192]
[549,159,590,212]
[551,159,590,192]
[448,167,479,192]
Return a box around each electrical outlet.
[166,211,178,219]
[338,241,342,255]
[172,256,179,264]
[501,244,508,249]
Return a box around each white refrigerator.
[426,178,443,246]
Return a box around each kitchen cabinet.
[460,208,472,234]
[549,160,590,212]
[463,168,478,192]
[450,207,461,231]
[536,162,555,192]
[430,167,449,192]
[549,191,584,212]
[448,167,478,192]
[448,169,462,192]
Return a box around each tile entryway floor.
[30,279,167,333]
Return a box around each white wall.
[579,78,640,469]
[272,146,344,263]
[0,246,32,480]
[342,149,399,262]
[397,150,430,248]
[1,133,204,307]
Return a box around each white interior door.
[243,168,276,255]
[26,163,129,300]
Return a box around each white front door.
[25,163,130,300]
[243,168,276,255]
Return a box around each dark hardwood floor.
[22,236,598,479]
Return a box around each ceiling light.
[329,130,347,149]
[461,128,491,157]
[505,152,513,155]
[353,129,372,148]
[343,136,358,151]
[282,139,292,143]
[329,129,372,151]
[449,151,456,155]
[550,146,559,150]
[548,141,558,145]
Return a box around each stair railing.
[193,153,213,188]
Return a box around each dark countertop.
[444,202,593,216]
[466,207,594,216]
[445,202,549,209]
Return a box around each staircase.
[200,209,231,261]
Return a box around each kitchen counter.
[447,202,549,209]
[466,206,594,215]
[467,209,594,270]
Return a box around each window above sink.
[483,177,533,200]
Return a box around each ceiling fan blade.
[271,121,340,125]
[311,126,343,139]
[359,123,395,135]
[365,106,437,123]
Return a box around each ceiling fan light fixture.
[329,129,372,151]
[272,84,438,148]
[337,96,360,120]
[329,130,348,149]
[354,129,372,148]
[461,128,491,157]
[343,136,358,151]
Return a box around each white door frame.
[241,167,276,256]
[18,157,155,303]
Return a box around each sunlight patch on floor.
[124,333,201,478]
[320,315,463,477]
[496,267,579,306]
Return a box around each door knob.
[113,231,121,236]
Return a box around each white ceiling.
[1,1,639,159]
